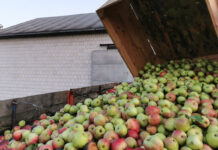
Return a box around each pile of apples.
[1,58,218,150]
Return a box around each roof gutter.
[0,28,106,39]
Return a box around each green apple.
[18,120,26,127]
[126,106,137,117]
[74,115,85,124]
[80,105,89,113]
[157,124,167,135]
[154,133,166,141]
[76,102,83,108]
[94,114,106,126]
[84,98,92,106]
[93,126,105,139]
[32,126,44,135]
[206,132,218,148]
[107,105,117,116]
[186,135,203,149]
[136,107,144,114]
[164,118,175,131]
[71,131,88,148]
[143,135,164,150]
[125,137,137,148]
[115,124,127,137]
[64,104,71,113]
[203,84,213,93]
[71,123,84,132]
[175,117,190,132]
[64,143,76,150]
[141,96,149,104]
[62,113,72,122]
[136,113,148,127]
[91,98,102,107]
[207,125,218,133]
[104,123,114,131]
[164,137,179,150]
[69,106,78,115]
[214,99,218,109]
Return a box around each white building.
[0,13,133,100]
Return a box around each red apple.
[202,144,213,150]
[160,71,166,77]
[126,119,140,133]
[172,129,187,145]
[127,92,134,99]
[50,123,58,131]
[13,126,20,131]
[201,108,217,118]
[166,92,176,102]
[148,114,161,126]
[0,136,5,142]
[145,106,160,115]
[89,112,98,123]
[137,139,143,147]
[125,148,133,150]
[25,133,38,145]
[39,144,53,150]
[133,148,144,150]
[146,125,157,135]
[49,120,54,124]
[17,141,26,150]
[97,138,110,150]
[127,130,138,139]
[103,131,119,142]
[52,137,64,149]
[13,130,22,141]
[111,139,127,150]
[33,120,39,125]
[58,127,67,134]
[22,125,32,130]
[40,114,47,120]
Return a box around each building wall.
[0,33,133,100]
[91,50,133,85]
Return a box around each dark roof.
[0,13,105,38]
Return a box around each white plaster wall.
[0,33,114,100]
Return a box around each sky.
[0,0,107,28]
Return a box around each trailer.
[0,83,118,133]
[97,0,218,76]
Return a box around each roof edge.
[0,28,106,39]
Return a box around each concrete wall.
[0,33,132,100]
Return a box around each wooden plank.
[131,0,218,59]
[206,0,218,37]
[98,0,164,76]
[200,54,218,61]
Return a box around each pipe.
[11,100,17,128]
